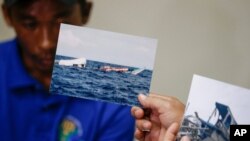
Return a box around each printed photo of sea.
[51,24,157,106]
[50,55,153,106]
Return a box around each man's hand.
[131,93,185,141]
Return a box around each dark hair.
[4,0,85,8]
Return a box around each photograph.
[50,24,157,106]
[177,75,250,141]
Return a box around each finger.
[136,119,152,131]
[131,106,145,119]
[134,128,145,141]
[164,122,180,141]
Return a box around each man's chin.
[38,65,53,75]
[39,60,54,74]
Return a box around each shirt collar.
[7,38,41,90]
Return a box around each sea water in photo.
[50,55,152,106]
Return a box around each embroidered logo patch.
[59,115,83,141]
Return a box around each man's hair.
[4,0,84,7]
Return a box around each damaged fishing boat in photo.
[178,102,237,141]
[57,57,87,68]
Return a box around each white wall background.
[1,0,250,103]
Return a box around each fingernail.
[142,129,150,132]
[142,122,151,132]
[139,94,147,100]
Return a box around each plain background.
[1,0,250,104]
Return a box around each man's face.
[3,0,89,74]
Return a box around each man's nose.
[39,26,57,51]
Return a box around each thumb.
[180,136,191,141]
[164,122,180,141]
[138,94,150,108]
[138,93,164,110]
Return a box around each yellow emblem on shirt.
[59,116,83,141]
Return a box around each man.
[131,94,187,141]
[0,0,135,140]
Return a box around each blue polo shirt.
[0,39,135,141]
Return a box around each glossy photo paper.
[50,24,157,106]
[177,75,250,141]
